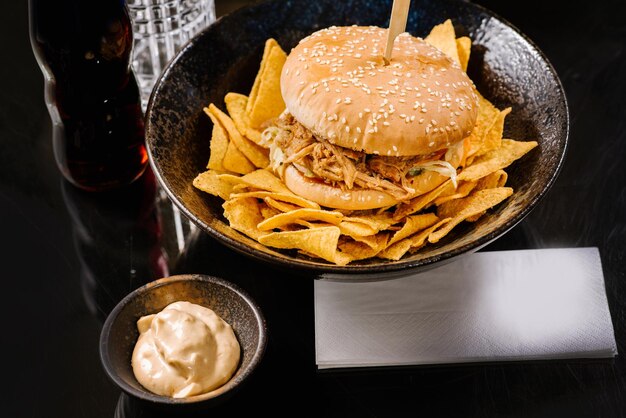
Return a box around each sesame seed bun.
[283,165,397,210]
[281,26,478,157]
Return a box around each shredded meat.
[272,114,444,200]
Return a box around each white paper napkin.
[314,247,617,369]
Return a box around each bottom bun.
[283,165,398,210]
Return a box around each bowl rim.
[145,0,569,278]
[99,274,268,405]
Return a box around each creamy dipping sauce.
[131,301,240,398]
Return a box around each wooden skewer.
[384,0,411,65]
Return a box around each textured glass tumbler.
[128,0,216,110]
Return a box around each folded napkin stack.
[315,248,617,369]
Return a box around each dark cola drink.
[29,0,148,191]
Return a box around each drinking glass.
[127,0,214,252]
[127,0,216,109]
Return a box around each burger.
[262,26,478,211]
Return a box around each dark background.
[2,0,626,416]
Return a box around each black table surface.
[4,0,626,417]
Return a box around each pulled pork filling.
[263,113,453,201]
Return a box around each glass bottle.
[29,0,148,191]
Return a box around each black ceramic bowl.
[99,274,267,408]
[145,0,568,280]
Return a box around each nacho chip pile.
[193,21,538,266]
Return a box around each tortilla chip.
[206,132,228,171]
[246,39,287,128]
[464,171,507,222]
[456,36,471,71]
[264,197,301,213]
[458,139,538,182]
[338,221,379,238]
[237,169,292,194]
[193,170,234,200]
[379,219,449,261]
[338,234,390,261]
[477,107,512,157]
[430,187,514,243]
[257,208,343,231]
[208,104,269,169]
[223,141,255,174]
[223,197,269,241]
[467,92,500,158]
[301,249,353,266]
[393,180,453,220]
[258,226,343,264]
[388,213,439,247]
[259,205,281,221]
[225,93,263,144]
[433,180,478,206]
[475,170,508,191]
[343,212,397,232]
[346,233,389,249]
[203,107,229,171]
[425,19,460,64]
[230,191,320,209]
[294,220,335,228]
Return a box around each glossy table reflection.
[4,0,626,416]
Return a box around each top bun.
[281,26,478,157]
